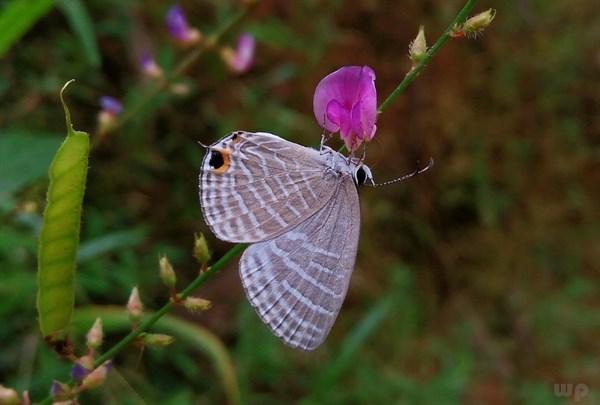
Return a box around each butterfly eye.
[208,149,231,173]
[354,167,367,185]
[353,165,373,186]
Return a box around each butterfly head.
[353,164,374,187]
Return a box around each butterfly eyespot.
[208,149,231,174]
[231,132,242,143]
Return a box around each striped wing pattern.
[239,177,360,351]
[200,132,337,243]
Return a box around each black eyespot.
[355,167,367,186]
[231,133,239,141]
[209,150,224,169]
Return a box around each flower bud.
[159,255,177,288]
[182,296,212,312]
[0,385,19,405]
[408,25,427,64]
[86,318,103,351]
[193,233,211,264]
[80,361,112,391]
[70,363,88,382]
[169,83,190,96]
[462,9,496,38]
[221,33,255,74]
[139,52,163,79]
[142,333,175,347]
[97,96,122,134]
[50,381,72,401]
[127,286,144,323]
[165,4,202,46]
[70,354,94,382]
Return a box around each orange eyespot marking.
[208,148,231,174]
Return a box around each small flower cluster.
[96,3,256,136]
[123,233,213,351]
[48,318,113,403]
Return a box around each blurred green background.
[1,0,599,403]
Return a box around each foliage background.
[1,0,599,403]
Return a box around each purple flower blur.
[222,33,255,74]
[139,51,163,78]
[70,362,88,381]
[99,96,122,116]
[313,66,377,151]
[50,381,63,398]
[165,4,200,45]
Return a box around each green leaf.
[0,0,55,57]
[309,296,394,400]
[58,0,100,67]
[37,80,90,340]
[77,227,148,263]
[0,130,62,197]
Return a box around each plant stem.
[38,244,246,405]
[93,243,246,368]
[377,0,478,113]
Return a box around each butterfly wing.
[239,175,360,351]
[199,131,338,243]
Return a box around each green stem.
[93,243,246,368]
[377,0,478,113]
[38,244,246,405]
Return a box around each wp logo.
[553,383,589,402]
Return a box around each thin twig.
[377,0,478,113]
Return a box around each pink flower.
[313,66,377,152]
[165,4,201,45]
[221,33,255,74]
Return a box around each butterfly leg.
[320,131,334,153]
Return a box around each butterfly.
[199,131,430,350]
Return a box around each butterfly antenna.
[368,157,434,187]
[197,140,209,148]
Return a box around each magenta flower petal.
[313,65,377,151]
[325,99,344,129]
[350,99,365,138]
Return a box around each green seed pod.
[37,80,90,340]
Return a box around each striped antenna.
[367,157,434,187]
